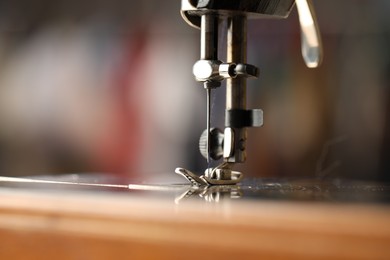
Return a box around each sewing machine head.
[177,0,322,186]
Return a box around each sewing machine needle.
[206,88,211,164]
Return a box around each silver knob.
[199,128,224,160]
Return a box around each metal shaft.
[226,16,247,163]
[200,14,219,164]
[200,14,219,60]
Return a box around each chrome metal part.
[175,167,242,186]
[180,0,323,185]
[296,0,323,68]
[204,166,243,185]
[199,128,224,160]
[235,63,259,78]
[226,15,247,163]
[218,63,237,79]
[175,185,242,203]
[223,127,234,158]
[200,13,220,164]
[181,0,322,68]
[193,61,259,81]
[200,14,219,61]
[193,14,261,168]
[193,60,223,82]
[175,168,208,187]
[180,0,295,29]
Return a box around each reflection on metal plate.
[0,173,389,204]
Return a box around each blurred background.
[0,0,388,181]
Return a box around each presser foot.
[175,164,243,187]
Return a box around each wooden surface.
[0,187,389,260]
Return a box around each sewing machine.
[0,1,389,259]
[177,0,322,185]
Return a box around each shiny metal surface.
[199,14,220,165]
[183,4,263,182]
[180,0,295,29]
[1,174,389,204]
[199,128,224,160]
[226,15,247,164]
[296,0,323,67]
[181,0,323,182]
